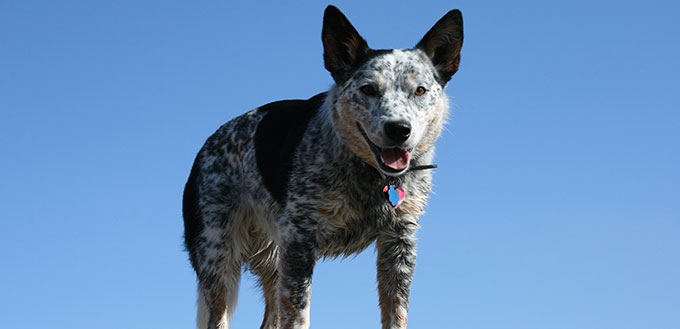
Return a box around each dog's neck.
[317,88,352,156]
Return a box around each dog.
[183,5,463,329]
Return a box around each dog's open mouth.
[356,122,410,175]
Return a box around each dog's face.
[323,6,463,176]
[333,50,449,176]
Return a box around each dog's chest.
[313,185,388,257]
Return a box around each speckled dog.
[183,5,463,329]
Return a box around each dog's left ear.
[416,10,464,84]
[322,5,370,83]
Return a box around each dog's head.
[323,6,463,176]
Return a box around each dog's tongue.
[380,148,410,171]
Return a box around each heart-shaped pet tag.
[383,185,405,208]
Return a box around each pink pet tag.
[383,185,405,208]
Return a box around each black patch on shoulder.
[254,92,327,204]
[182,152,203,265]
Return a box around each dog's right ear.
[322,5,370,83]
[416,10,464,84]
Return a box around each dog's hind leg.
[196,288,209,329]
[249,241,280,329]
[196,256,242,329]
[192,199,248,329]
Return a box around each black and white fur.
[183,6,463,329]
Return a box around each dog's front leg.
[277,223,316,329]
[376,224,418,329]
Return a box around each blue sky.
[1,1,679,328]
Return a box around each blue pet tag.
[383,185,405,208]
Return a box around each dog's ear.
[415,10,464,84]
[322,5,370,83]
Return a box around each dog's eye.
[360,85,378,97]
[415,86,427,96]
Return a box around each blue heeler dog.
[183,5,463,329]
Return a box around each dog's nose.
[384,121,411,144]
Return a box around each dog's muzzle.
[356,122,411,176]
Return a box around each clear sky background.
[1,1,679,328]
